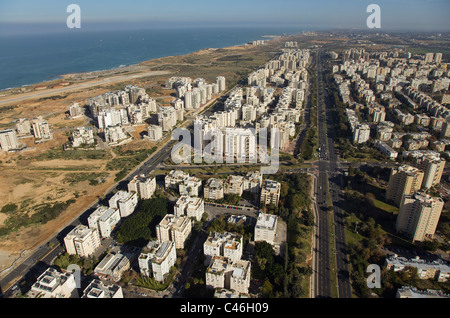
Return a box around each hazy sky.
[0,0,449,34]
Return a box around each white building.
[174,195,205,221]
[27,267,78,298]
[0,129,20,151]
[138,240,177,282]
[165,170,190,190]
[82,279,123,298]
[128,174,156,199]
[260,180,281,206]
[87,205,121,238]
[203,231,243,265]
[204,178,225,200]
[254,212,278,245]
[179,176,202,197]
[71,126,95,148]
[156,214,192,249]
[94,252,130,282]
[64,224,101,258]
[147,124,163,141]
[108,190,138,218]
[32,116,53,141]
[353,124,370,144]
[205,256,251,295]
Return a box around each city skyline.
[0,0,449,35]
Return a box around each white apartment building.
[64,224,101,258]
[203,231,243,265]
[204,178,225,200]
[165,170,190,189]
[108,190,138,218]
[0,129,20,151]
[128,174,156,199]
[352,124,370,144]
[104,125,128,144]
[82,279,123,298]
[71,126,95,148]
[147,124,163,141]
[224,175,244,196]
[156,214,192,249]
[68,103,84,118]
[32,116,53,141]
[27,267,78,298]
[158,106,177,131]
[205,256,251,295]
[179,176,202,197]
[138,240,177,282]
[15,118,31,136]
[386,255,450,282]
[87,205,121,238]
[254,212,278,245]
[94,252,130,282]
[260,180,281,206]
[396,191,444,242]
[174,195,205,221]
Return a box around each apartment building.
[396,191,444,242]
[32,116,53,141]
[204,178,225,200]
[71,126,95,148]
[243,171,263,194]
[27,267,78,298]
[396,286,450,298]
[128,174,156,199]
[254,212,278,245]
[0,129,20,151]
[94,252,130,282]
[82,279,123,298]
[147,124,163,141]
[418,156,446,190]
[64,224,101,258]
[224,175,244,196]
[138,240,176,282]
[260,180,281,207]
[68,103,84,118]
[179,176,202,197]
[386,165,424,207]
[87,205,121,238]
[352,124,370,144]
[386,255,450,282]
[156,214,192,249]
[104,125,128,145]
[205,256,251,295]
[165,170,189,189]
[203,231,243,265]
[158,106,177,131]
[108,190,138,218]
[174,195,205,221]
[15,118,31,136]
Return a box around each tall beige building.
[0,129,20,151]
[260,180,281,206]
[64,224,101,257]
[386,165,424,207]
[396,191,444,242]
[156,214,192,249]
[419,157,446,190]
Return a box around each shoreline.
[0,29,287,95]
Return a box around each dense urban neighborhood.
[1,30,450,300]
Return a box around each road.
[313,50,352,298]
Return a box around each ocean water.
[0,26,302,91]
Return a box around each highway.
[314,50,352,298]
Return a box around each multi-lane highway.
[314,50,352,298]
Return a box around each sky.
[0,0,449,35]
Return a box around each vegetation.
[0,199,76,237]
[53,253,99,275]
[114,193,168,247]
[106,146,157,181]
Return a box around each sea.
[0,26,303,91]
